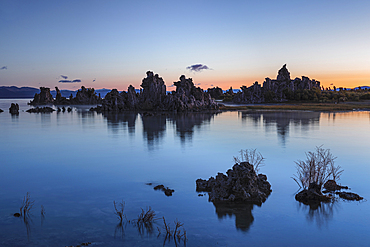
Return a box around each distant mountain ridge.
[0,86,40,98]
[0,86,131,99]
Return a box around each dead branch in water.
[20,192,34,218]
[113,200,126,223]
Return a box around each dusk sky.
[1,0,369,91]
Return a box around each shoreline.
[219,101,370,112]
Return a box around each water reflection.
[168,112,218,144]
[297,201,338,228]
[95,112,218,148]
[213,202,255,232]
[103,112,137,136]
[141,113,167,149]
[239,111,320,146]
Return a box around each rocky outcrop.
[140,71,167,110]
[91,72,219,112]
[54,87,69,105]
[207,87,223,99]
[70,86,102,105]
[26,106,55,113]
[233,64,321,103]
[29,87,54,105]
[196,162,271,205]
[9,103,19,114]
[29,86,102,105]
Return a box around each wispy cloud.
[59,79,82,83]
[0,66,7,70]
[60,75,68,79]
[186,64,211,72]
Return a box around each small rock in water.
[153,184,175,196]
[9,103,19,114]
[336,191,363,201]
[323,180,348,191]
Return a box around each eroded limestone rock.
[26,107,55,113]
[196,162,271,205]
[9,103,19,114]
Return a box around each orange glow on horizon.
[54,71,370,92]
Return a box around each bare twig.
[113,200,125,223]
[20,192,34,218]
[233,148,265,173]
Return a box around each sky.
[1,0,369,91]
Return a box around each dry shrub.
[233,148,264,173]
[292,146,343,190]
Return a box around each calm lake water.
[0,99,369,246]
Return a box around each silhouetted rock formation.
[70,86,101,104]
[233,64,321,103]
[140,71,167,110]
[9,103,19,114]
[208,87,223,99]
[0,109,3,113]
[29,86,102,105]
[91,71,219,112]
[165,75,218,111]
[196,162,271,205]
[29,87,54,105]
[54,87,69,104]
[26,106,55,113]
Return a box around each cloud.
[186,64,211,72]
[0,66,7,70]
[92,78,96,82]
[60,75,68,79]
[168,84,175,88]
[59,79,81,83]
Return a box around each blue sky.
[1,0,369,90]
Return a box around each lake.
[0,99,369,246]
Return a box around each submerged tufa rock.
[295,182,331,205]
[196,162,271,205]
[26,106,55,113]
